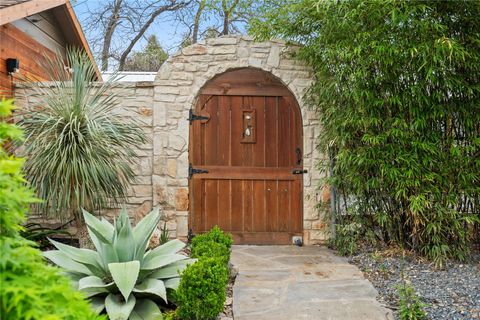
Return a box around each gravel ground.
[349,248,480,320]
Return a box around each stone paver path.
[231,245,394,320]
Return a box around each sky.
[72,0,191,55]
[72,0,248,59]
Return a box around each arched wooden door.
[188,68,304,244]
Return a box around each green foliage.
[124,35,168,71]
[175,226,232,319]
[160,221,170,245]
[0,99,36,237]
[191,240,230,264]
[1,238,105,320]
[20,48,146,221]
[44,208,195,320]
[191,225,233,250]
[252,0,480,265]
[20,222,72,250]
[397,283,428,320]
[175,258,229,320]
[0,99,103,320]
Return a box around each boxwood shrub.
[175,226,232,319]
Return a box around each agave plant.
[44,208,195,320]
[20,48,146,221]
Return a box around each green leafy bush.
[191,240,230,264]
[175,258,229,320]
[252,0,480,265]
[0,98,103,320]
[44,208,195,320]
[191,225,233,250]
[397,283,427,320]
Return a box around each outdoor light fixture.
[6,58,19,74]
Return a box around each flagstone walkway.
[231,245,394,320]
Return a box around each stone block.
[167,159,177,178]
[153,156,166,175]
[207,37,239,45]
[169,135,186,151]
[209,46,237,55]
[182,44,207,55]
[175,188,189,211]
[321,184,331,204]
[176,214,189,237]
[267,45,280,67]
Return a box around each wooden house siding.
[0,23,55,96]
[11,10,67,55]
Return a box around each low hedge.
[175,226,232,319]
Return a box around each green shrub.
[191,225,233,250]
[1,238,105,320]
[0,98,102,320]
[397,283,427,320]
[175,258,229,320]
[44,208,195,320]
[191,240,230,264]
[252,0,480,265]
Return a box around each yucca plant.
[20,48,146,221]
[44,208,195,320]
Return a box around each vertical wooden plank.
[252,96,266,167]
[204,179,218,230]
[278,98,291,167]
[291,179,302,232]
[242,96,253,167]
[231,180,243,231]
[191,179,204,232]
[265,96,278,167]
[278,180,289,231]
[217,95,230,166]
[217,180,230,230]
[231,96,243,166]
[252,180,266,232]
[243,180,253,232]
[204,96,218,166]
[192,95,206,165]
[265,180,278,231]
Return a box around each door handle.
[292,169,308,174]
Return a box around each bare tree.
[82,0,190,71]
[177,0,256,45]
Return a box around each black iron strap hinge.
[292,169,308,175]
[188,163,209,179]
[188,109,209,124]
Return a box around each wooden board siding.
[189,68,304,244]
[11,11,67,55]
[0,23,54,97]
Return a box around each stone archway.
[152,35,327,244]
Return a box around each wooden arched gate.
[188,68,304,244]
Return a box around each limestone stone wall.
[14,35,330,245]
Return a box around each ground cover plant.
[251,0,480,265]
[0,99,103,320]
[175,226,232,320]
[20,48,146,222]
[44,207,195,320]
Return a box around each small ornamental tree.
[251,0,480,264]
[21,48,146,223]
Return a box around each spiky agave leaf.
[45,208,195,319]
[20,47,147,221]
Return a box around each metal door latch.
[292,169,308,174]
[188,109,210,124]
[188,163,209,179]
